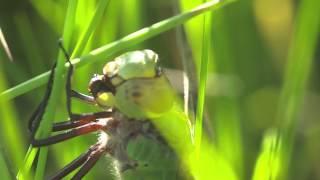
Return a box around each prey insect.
[29,42,175,179]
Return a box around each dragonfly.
[29,42,194,180]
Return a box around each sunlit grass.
[251,0,320,180]
[269,0,320,179]
[252,129,280,180]
[180,0,241,179]
[0,51,26,178]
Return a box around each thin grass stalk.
[16,146,37,179]
[33,0,77,179]
[194,0,211,166]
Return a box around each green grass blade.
[180,0,242,179]
[0,0,235,100]
[0,45,26,178]
[14,12,45,73]
[273,0,320,179]
[209,8,243,178]
[194,0,211,168]
[71,0,110,58]
[252,129,280,180]
[0,149,11,180]
[16,147,38,179]
[33,0,77,179]
[119,0,143,35]
[30,0,64,33]
[16,0,110,178]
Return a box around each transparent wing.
[167,20,198,130]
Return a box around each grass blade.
[0,149,11,180]
[272,0,320,179]
[0,43,26,178]
[71,0,110,58]
[0,27,13,61]
[252,129,280,180]
[194,0,211,168]
[33,0,78,179]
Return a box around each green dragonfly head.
[88,49,174,119]
[103,49,159,80]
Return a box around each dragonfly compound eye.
[88,74,114,95]
[88,74,117,108]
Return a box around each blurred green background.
[0,0,319,180]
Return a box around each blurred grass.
[0,151,12,180]
[252,129,280,180]
[209,7,244,179]
[194,0,211,164]
[181,0,242,179]
[0,44,26,178]
[1,0,320,180]
[252,0,320,179]
[273,0,320,179]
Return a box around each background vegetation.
[0,0,319,180]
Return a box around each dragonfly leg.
[71,145,106,180]
[29,40,99,136]
[58,40,76,118]
[28,62,56,135]
[58,40,97,119]
[52,111,112,131]
[29,40,73,135]
[31,121,106,147]
[49,143,103,180]
[70,90,95,104]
